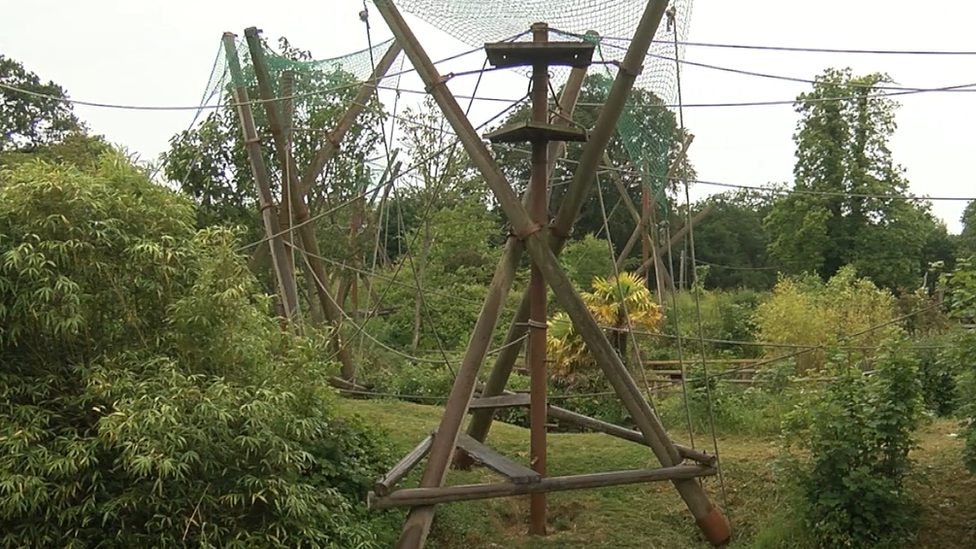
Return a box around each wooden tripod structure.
[368,1,732,547]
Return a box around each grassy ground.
[339,398,976,548]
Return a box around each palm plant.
[546,272,662,387]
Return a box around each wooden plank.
[468,393,531,410]
[368,464,715,509]
[456,433,540,484]
[546,404,717,467]
[374,433,434,496]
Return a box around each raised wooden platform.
[484,120,588,144]
[485,41,595,68]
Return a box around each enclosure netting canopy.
[394,0,692,206]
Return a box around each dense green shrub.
[0,153,394,548]
[782,340,923,548]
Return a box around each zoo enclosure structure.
[364,1,731,548]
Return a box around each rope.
[593,172,659,413]
[662,220,697,450]
[668,8,732,523]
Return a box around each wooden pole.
[527,21,549,536]
[222,33,302,327]
[369,465,715,509]
[280,70,296,277]
[614,135,693,272]
[635,204,713,277]
[299,42,402,195]
[371,2,729,545]
[466,13,680,452]
[243,27,355,379]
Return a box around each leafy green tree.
[765,67,934,290]
[958,200,976,257]
[0,150,393,548]
[689,189,777,291]
[0,54,81,152]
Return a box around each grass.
[338,398,976,549]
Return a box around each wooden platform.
[485,41,595,68]
[484,120,588,144]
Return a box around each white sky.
[3,0,974,232]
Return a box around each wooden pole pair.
[222,30,401,380]
[370,0,731,547]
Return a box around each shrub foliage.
[0,153,392,548]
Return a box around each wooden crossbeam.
[374,433,435,496]
[468,393,531,410]
[369,464,715,509]
[456,433,540,484]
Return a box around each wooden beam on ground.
[468,393,531,410]
[374,433,435,496]
[456,433,540,484]
[546,404,717,467]
[222,33,302,328]
[368,464,715,509]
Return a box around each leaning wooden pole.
[526,22,550,536]
[300,42,403,194]
[243,27,356,379]
[222,32,302,328]
[371,2,730,546]
[614,135,694,271]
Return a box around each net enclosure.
[394,0,694,204]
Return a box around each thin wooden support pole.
[299,42,402,194]
[280,70,296,276]
[222,33,301,327]
[636,204,713,277]
[243,27,355,378]
[369,465,715,509]
[614,135,693,271]
[371,2,729,545]
[527,21,549,537]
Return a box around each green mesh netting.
[392,0,690,216]
[206,34,399,188]
[393,0,691,100]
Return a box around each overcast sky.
[3,0,974,232]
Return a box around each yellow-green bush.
[754,266,899,372]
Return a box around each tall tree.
[690,189,777,291]
[765,67,934,290]
[958,201,976,257]
[0,54,81,152]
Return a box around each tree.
[958,200,976,257]
[765,67,934,290]
[488,72,695,256]
[689,189,777,291]
[547,272,662,387]
[0,150,394,547]
[0,54,81,152]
